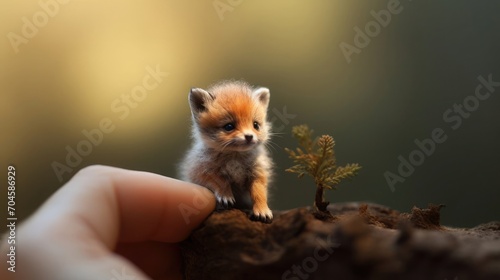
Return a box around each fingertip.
[151,180,216,242]
[110,173,217,243]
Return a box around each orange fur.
[180,81,274,222]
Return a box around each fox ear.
[252,87,270,109]
[189,88,214,115]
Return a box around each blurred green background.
[1,0,499,228]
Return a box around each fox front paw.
[250,206,273,223]
[215,193,235,209]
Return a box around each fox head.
[188,81,271,152]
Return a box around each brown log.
[181,203,500,280]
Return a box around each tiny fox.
[180,80,273,223]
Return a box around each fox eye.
[253,121,260,130]
[223,123,235,131]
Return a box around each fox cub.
[180,81,273,223]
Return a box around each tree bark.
[181,203,500,280]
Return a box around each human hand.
[0,165,215,280]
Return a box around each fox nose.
[245,134,254,142]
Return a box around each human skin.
[0,165,216,280]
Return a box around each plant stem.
[315,184,329,212]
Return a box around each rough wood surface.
[181,203,500,280]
